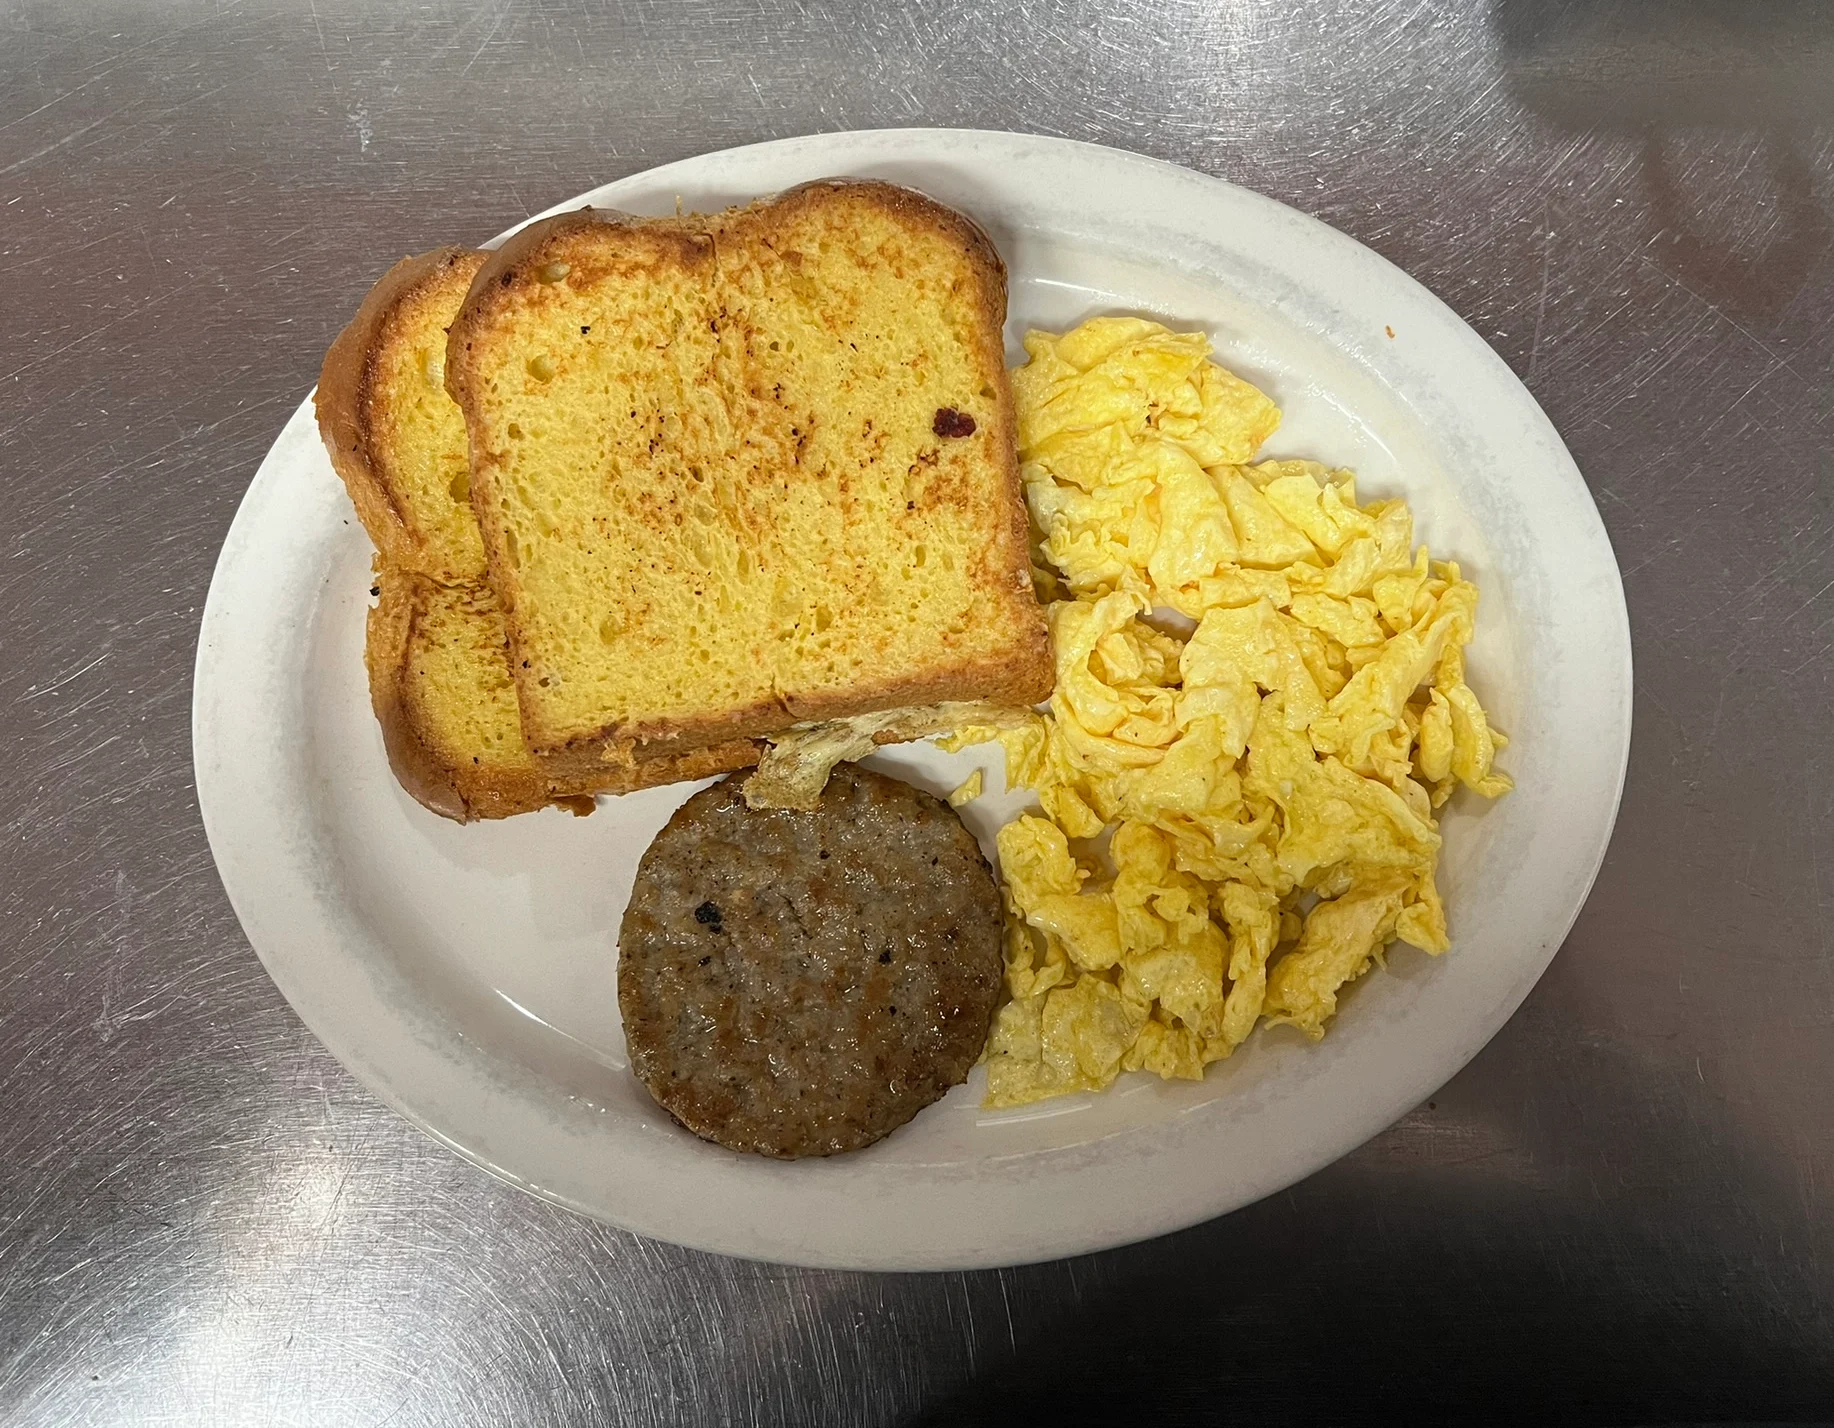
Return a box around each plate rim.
[193,126,1632,1270]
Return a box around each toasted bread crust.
[364,563,475,820]
[365,569,761,821]
[445,178,1053,769]
[316,247,486,573]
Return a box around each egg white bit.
[744,702,1031,811]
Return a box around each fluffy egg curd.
[949,317,1513,1108]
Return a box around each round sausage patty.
[618,764,1003,1158]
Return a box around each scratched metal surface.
[2,0,1832,1422]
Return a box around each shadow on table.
[1491,0,1834,134]
[1490,0,1833,326]
[907,1029,1834,1425]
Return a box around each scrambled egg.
[953,317,1512,1108]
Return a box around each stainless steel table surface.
[3,1,1832,1423]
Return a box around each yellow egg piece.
[966,316,1511,1109]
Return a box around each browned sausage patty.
[618,765,1003,1158]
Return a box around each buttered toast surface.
[367,570,756,820]
[444,179,1052,771]
[317,249,757,820]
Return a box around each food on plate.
[618,765,1003,1158]
[317,247,492,580]
[316,249,758,820]
[739,700,1030,812]
[949,317,1512,1107]
[366,570,758,821]
[317,197,1514,1142]
[441,179,1051,780]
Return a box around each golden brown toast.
[366,569,757,820]
[317,248,491,579]
[443,179,1053,777]
[319,249,758,820]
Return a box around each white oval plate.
[193,129,1631,1270]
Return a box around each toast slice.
[319,248,759,820]
[317,248,492,579]
[367,568,757,820]
[443,179,1053,775]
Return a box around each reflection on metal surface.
[2,0,1832,1422]
[1493,0,1834,131]
[1494,0,1834,323]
